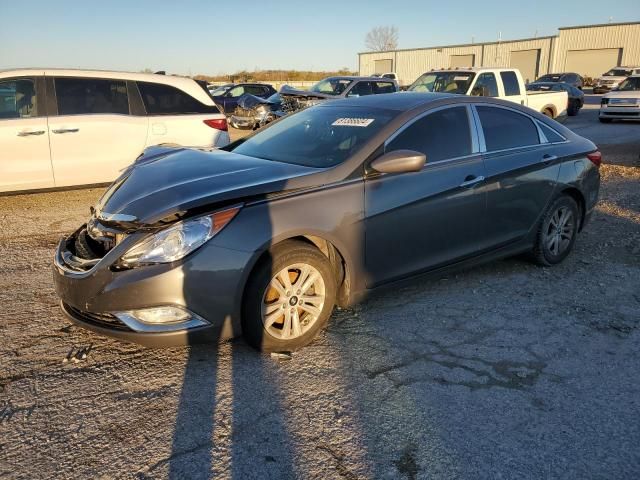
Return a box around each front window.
[604,68,633,77]
[616,77,640,91]
[309,78,353,96]
[230,106,394,168]
[408,72,475,94]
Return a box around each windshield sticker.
[332,118,375,127]
[454,76,470,81]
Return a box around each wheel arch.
[561,187,586,231]
[242,233,356,310]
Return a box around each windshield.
[309,78,353,96]
[408,72,475,94]
[537,74,562,82]
[617,77,640,91]
[231,106,394,167]
[604,69,632,77]
[209,86,230,97]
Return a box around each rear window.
[500,71,521,96]
[477,106,540,151]
[374,82,396,94]
[539,123,565,143]
[137,82,219,115]
[55,77,128,115]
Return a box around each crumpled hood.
[94,146,323,226]
[237,93,277,109]
[279,85,334,100]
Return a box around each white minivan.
[0,69,230,193]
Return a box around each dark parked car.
[278,76,399,114]
[535,72,584,90]
[209,83,277,114]
[53,93,601,352]
[527,81,584,116]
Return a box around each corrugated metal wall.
[553,23,640,75]
[359,22,640,85]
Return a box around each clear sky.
[1,0,638,76]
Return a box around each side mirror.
[370,150,426,174]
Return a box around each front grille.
[64,303,131,331]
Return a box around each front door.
[48,76,148,187]
[364,105,488,287]
[0,76,54,192]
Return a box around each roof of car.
[324,76,397,82]
[322,92,455,110]
[0,68,214,105]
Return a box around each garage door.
[450,54,475,68]
[510,49,540,83]
[565,49,622,78]
[374,59,393,74]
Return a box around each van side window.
[55,78,128,115]
[500,71,521,96]
[0,79,37,119]
[138,82,220,115]
[387,106,472,161]
[477,106,540,151]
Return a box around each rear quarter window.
[137,82,219,115]
[476,106,540,151]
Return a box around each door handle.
[542,154,558,164]
[460,175,485,188]
[52,128,79,134]
[17,130,46,136]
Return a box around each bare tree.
[365,26,399,51]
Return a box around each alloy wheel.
[261,263,326,340]
[544,206,575,256]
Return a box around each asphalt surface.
[1,95,639,479]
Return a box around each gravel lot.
[1,96,639,479]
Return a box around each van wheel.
[242,240,336,352]
[531,195,579,266]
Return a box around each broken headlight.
[118,206,241,267]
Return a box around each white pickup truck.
[408,68,568,119]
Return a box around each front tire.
[531,195,579,266]
[242,240,337,352]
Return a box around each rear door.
[474,104,560,247]
[48,76,149,187]
[0,76,54,192]
[364,105,488,286]
[136,81,227,147]
[499,71,526,106]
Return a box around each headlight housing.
[118,205,241,267]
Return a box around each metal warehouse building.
[358,21,640,86]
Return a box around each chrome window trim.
[384,104,479,154]
[471,103,547,154]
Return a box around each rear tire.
[567,104,579,116]
[242,240,337,352]
[542,108,554,118]
[531,195,579,266]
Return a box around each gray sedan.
[53,93,601,352]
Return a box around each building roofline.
[558,20,640,30]
[358,20,640,56]
[357,35,556,56]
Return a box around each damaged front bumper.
[52,225,251,347]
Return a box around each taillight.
[587,151,602,167]
[203,118,228,131]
